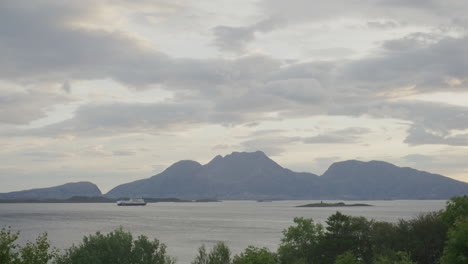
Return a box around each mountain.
[319,160,468,199]
[0,181,102,200]
[106,151,468,200]
[106,151,321,199]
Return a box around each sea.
[0,200,446,264]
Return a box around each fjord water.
[0,200,445,264]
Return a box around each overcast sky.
[1,0,468,193]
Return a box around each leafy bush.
[191,242,231,264]
[0,226,56,264]
[334,251,362,264]
[233,246,278,264]
[277,217,324,264]
[54,228,175,264]
[439,195,468,226]
[373,251,415,264]
[440,216,468,264]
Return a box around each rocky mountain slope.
[106,151,468,200]
[0,181,102,200]
[106,151,320,199]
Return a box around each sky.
[1,0,468,193]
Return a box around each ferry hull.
[117,203,147,206]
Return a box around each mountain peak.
[323,159,397,177]
[225,150,270,161]
[160,160,202,175]
[206,151,282,170]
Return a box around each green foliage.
[440,195,468,226]
[0,226,20,264]
[373,251,415,264]
[322,213,374,264]
[192,245,209,264]
[394,212,447,264]
[369,222,399,256]
[54,228,175,264]
[0,226,56,264]
[277,217,324,264]
[333,251,361,264]
[192,242,231,264]
[233,246,278,264]
[20,233,57,264]
[440,216,468,264]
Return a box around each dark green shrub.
[54,228,174,264]
[233,246,278,264]
[192,242,231,264]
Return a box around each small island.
[297,202,373,207]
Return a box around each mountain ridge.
[1,152,466,200]
[0,181,102,200]
[106,151,467,200]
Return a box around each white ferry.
[116,198,147,206]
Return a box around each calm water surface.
[0,200,446,264]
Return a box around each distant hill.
[106,151,468,200]
[0,182,102,200]
[319,160,468,199]
[106,151,321,199]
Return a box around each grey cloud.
[213,26,255,53]
[333,101,468,134]
[329,100,468,146]
[404,125,468,146]
[403,154,434,163]
[15,97,286,137]
[240,136,299,156]
[2,0,468,150]
[305,47,355,59]
[381,32,441,52]
[343,35,468,92]
[265,78,327,103]
[213,17,284,53]
[367,20,403,29]
[22,151,72,159]
[0,0,174,87]
[303,127,371,144]
[377,0,437,9]
[29,102,211,137]
[0,0,285,90]
[239,127,371,156]
[112,150,137,156]
[211,144,232,150]
[260,0,468,27]
[249,129,286,137]
[0,90,71,125]
[61,82,71,93]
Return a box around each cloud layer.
[1,0,468,191]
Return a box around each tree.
[394,212,447,264]
[373,251,415,264]
[54,228,175,264]
[440,216,468,264]
[322,213,374,264]
[208,242,231,264]
[277,217,324,264]
[369,221,399,258]
[233,246,278,264]
[20,233,57,264]
[192,242,231,264]
[0,227,20,264]
[333,251,361,264]
[440,195,468,227]
[1,226,56,264]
